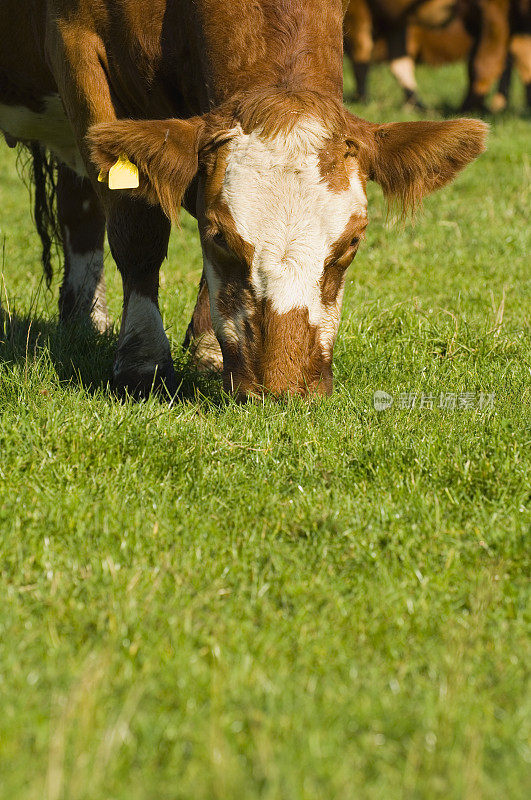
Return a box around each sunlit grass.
[0,64,529,799]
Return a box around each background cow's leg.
[57,164,109,331]
[390,54,425,109]
[106,198,175,396]
[344,0,373,101]
[491,53,513,111]
[510,34,531,109]
[461,0,510,111]
[387,27,426,110]
[183,272,223,372]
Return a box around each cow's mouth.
[217,304,335,400]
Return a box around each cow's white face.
[199,119,368,397]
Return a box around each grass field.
[0,62,529,800]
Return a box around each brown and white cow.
[0,0,487,399]
[344,0,531,111]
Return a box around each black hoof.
[112,361,178,400]
[460,92,488,114]
[403,90,426,112]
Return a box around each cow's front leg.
[344,0,373,102]
[183,272,223,372]
[390,55,426,111]
[57,164,110,332]
[511,34,531,109]
[387,27,426,111]
[107,199,175,397]
[461,1,510,111]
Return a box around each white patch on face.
[221,119,366,330]
[0,94,86,174]
[114,291,171,376]
[201,248,245,348]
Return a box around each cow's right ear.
[359,118,488,215]
[87,117,206,220]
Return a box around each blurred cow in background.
[344,0,459,108]
[344,0,531,111]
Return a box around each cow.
[408,5,531,112]
[458,0,531,110]
[344,0,531,112]
[344,0,458,108]
[0,0,487,400]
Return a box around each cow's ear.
[87,117,206,220]
[359,119,488,214]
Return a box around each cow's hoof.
[186,331,223,373]
[490,93,508,113]
[404,91,426,112]
[91,308,112,334]
[460,92,488,114]
[404,99,427,113]
[112,360,178,400]
[59,296,111,334]
[59,311,111,336]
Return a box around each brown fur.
[88,118,206,221]
[225,88,346,139]
[408,19,473,64]
[511,33,531,83]
[319,135,358,193]
[222,302,332,399]
[321,213,367,305]
[357,117,488,213]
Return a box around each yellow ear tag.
[108,154,139,190]
[97,169,107,183]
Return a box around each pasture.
[0,62,529,799]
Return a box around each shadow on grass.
[415,100,530,121]
[344,90,529,122]
[0,310,224,405]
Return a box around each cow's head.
[89,95,487,398]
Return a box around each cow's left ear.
[88,117,209,220]
[355,118,488,214]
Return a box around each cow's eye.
[212,231,229,250]
[350,237,360,249]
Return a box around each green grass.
[0,63,529,800]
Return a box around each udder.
[0,94,85,174]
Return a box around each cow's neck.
[192,0,345,105]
